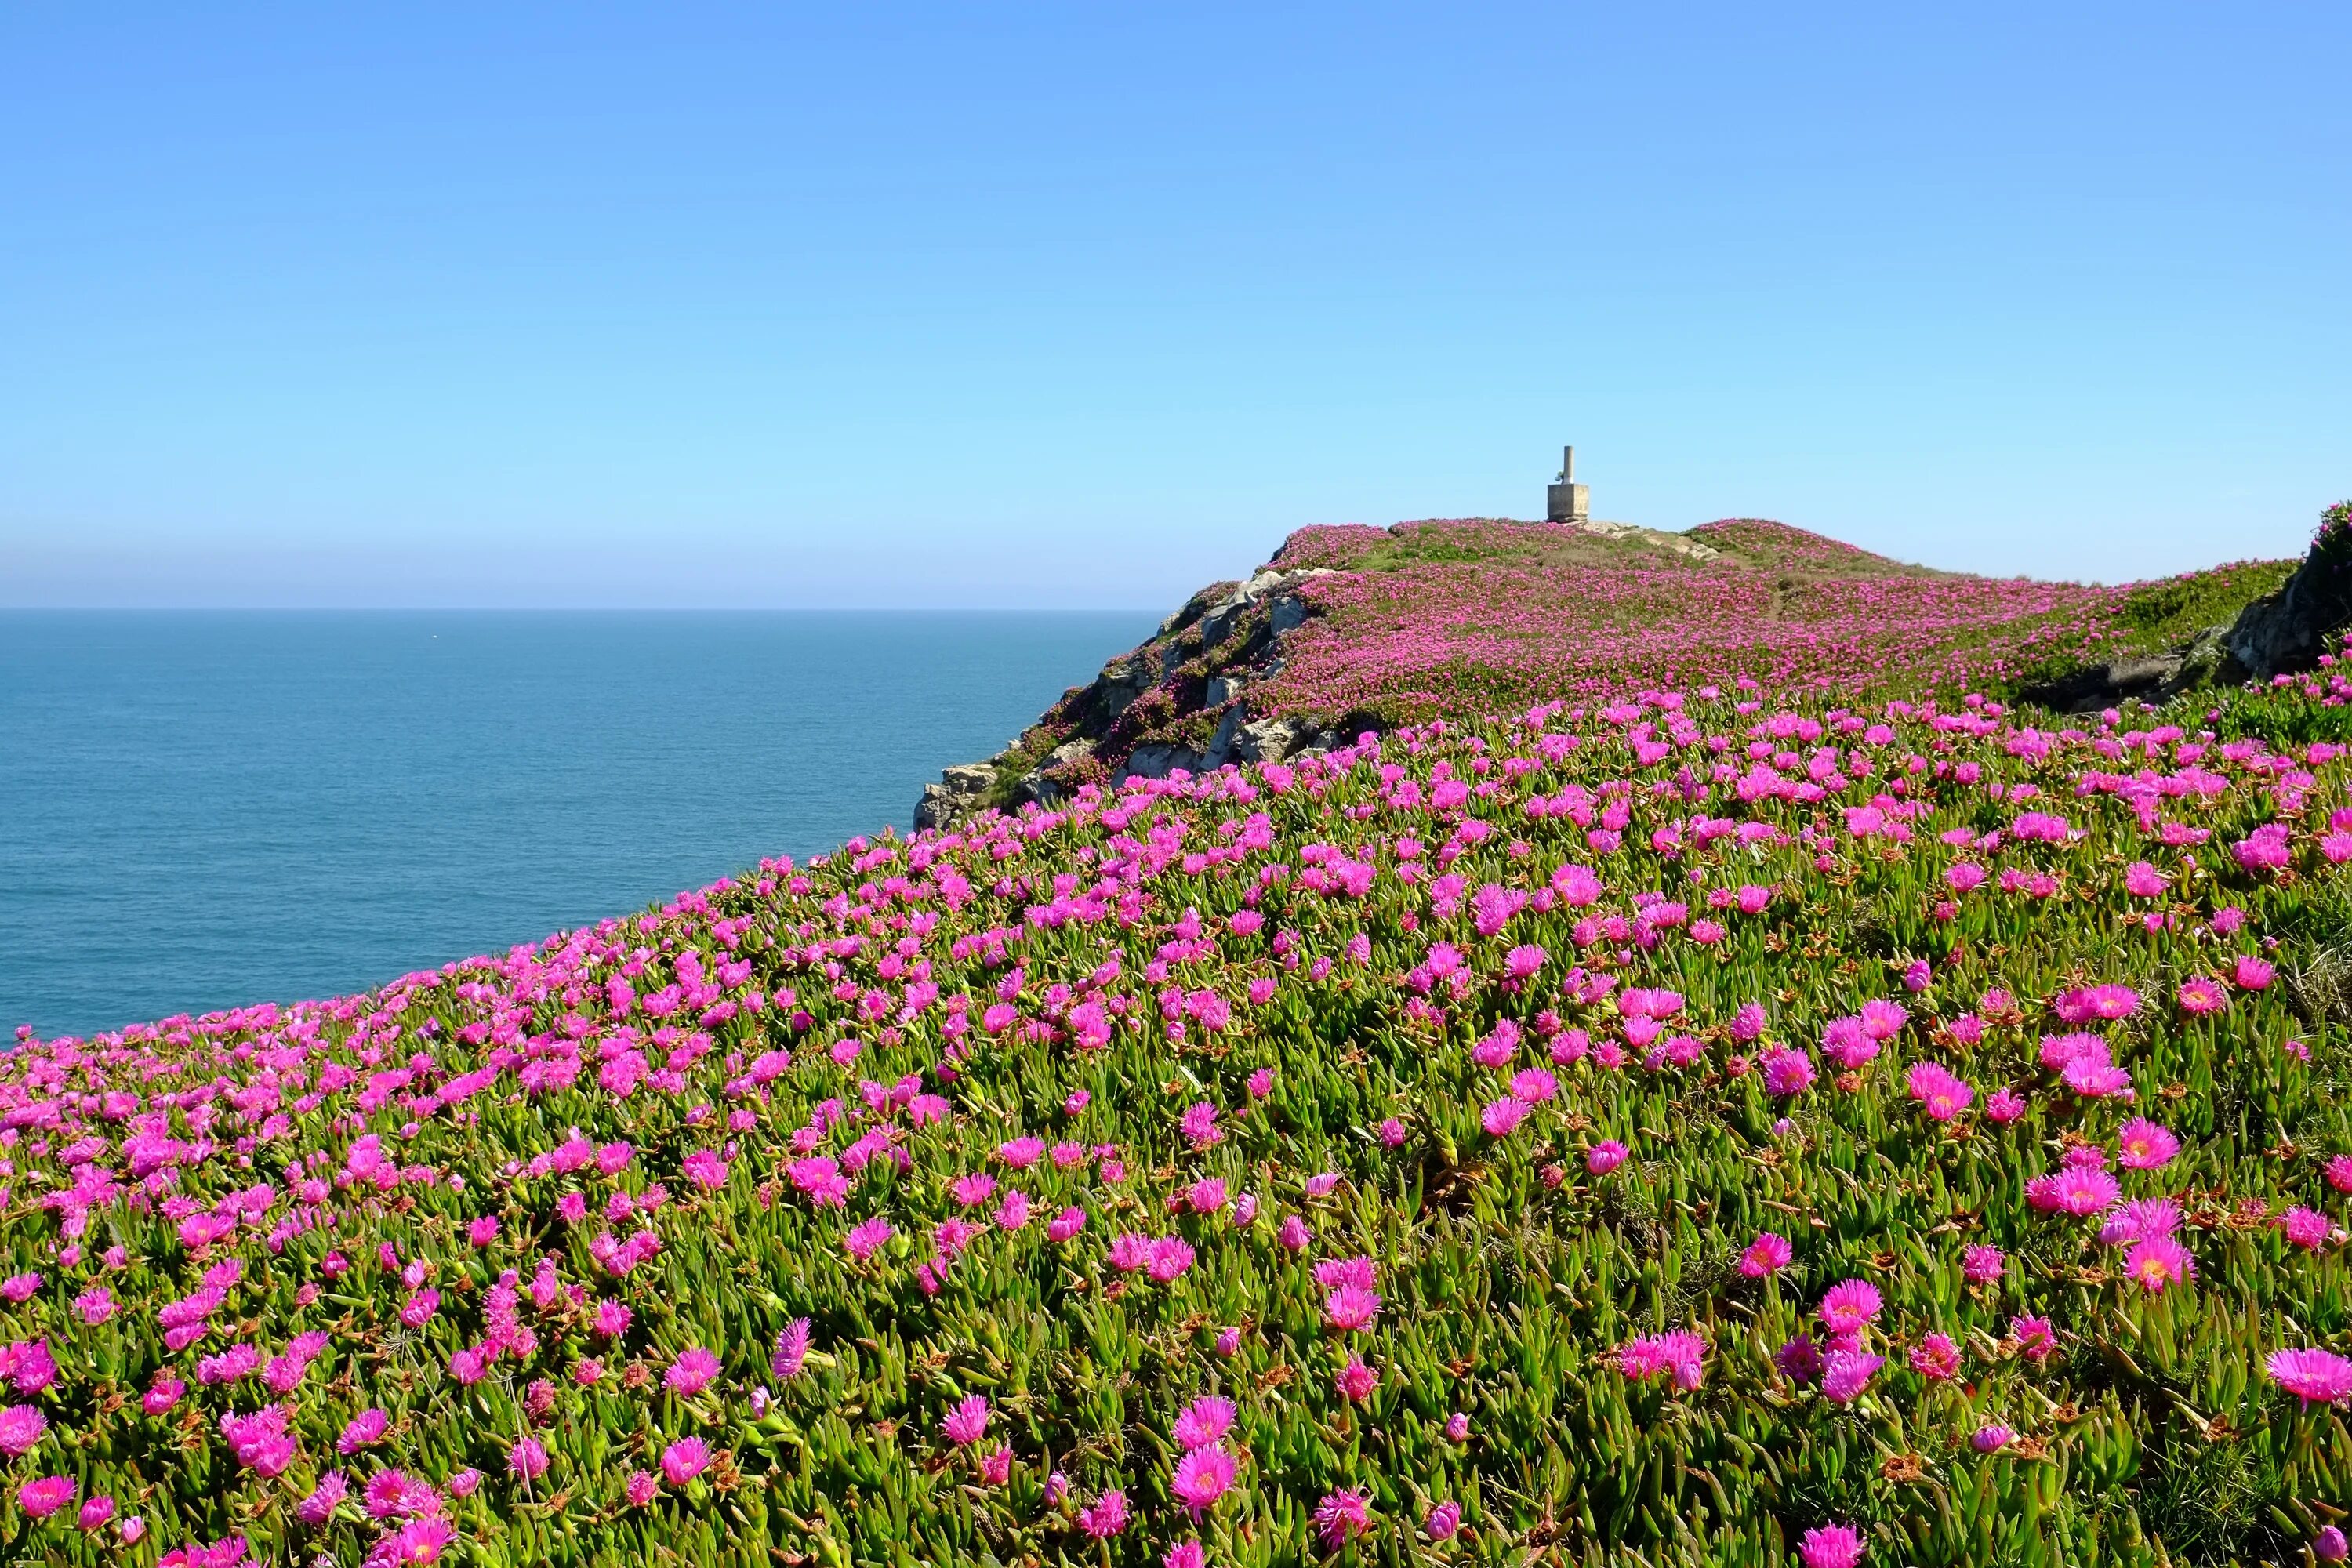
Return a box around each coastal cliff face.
[913,563,1356,829]
[916,506,2352,830]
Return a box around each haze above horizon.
[4,4,2347,609]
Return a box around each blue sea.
[1,611,1152,1040]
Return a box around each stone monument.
[1546,445,1589,524]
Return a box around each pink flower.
[2025,1166,2122,1215]
[1078,1489,1130,1538]
[1739,1232,1794,1276]
[2114,1119,2180,1170]
[2234,954,2275,990]
[1817,1279,1882,1334]
[1324,1281,1382,1332]
[508,1436,549,1482]
[1482,1096,1530,1137]
[18,1475,75,1519]
[1820,1017,1878,1070]
[1313,1488,1374,1549]
[1170,1444,1237,1512]
[844,1217,894,1261]
[1908,1333,1962,1381]
[666,1345,722,1396]
[1821,1351,1882,1405]
[337,1408,390,1454]
[2281,1206,2332,1250]
[1334,1354,1380,1402]
[660,1437,711,1485]
[1148,1236,1196,1283]
[1618,1329,1707,1390]
[771,1319,811,1381]
[2010,1315,2058,1361]
[951,1172,997,1207]
[1585,1139,1628,1174]
[2269,1347,2352,1406]
[1511,1068,1559,1102]
[1425,1500,1462,1539]
[1905,1062,1973,1120]
[1777,1334,1824,1384]
[2123,1236,2195,1293]
[1762,1047,1816,1097]
[2319,1525,2350,1562]
[216,1406,298,1476]
[1984,1087,2028,1122]
[681,1148,729,1190]
[1799,1523,1867,1567]
[1171,1396,1237,1452]
[2122,861,2168,897]
[2176,976,2228,1015]
[1972,1424,2014,1452]
[626,1470,659,1507]
[1962,1244,2005,1284]
[942,1394,990,1446]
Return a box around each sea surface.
[1,611,1153,1040]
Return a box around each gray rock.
[1115,743,1205,783]
[1013,770,1062,808]
[913,760,1001,830]
[1199,568,1336,647]
[2225,547,2352,680]
[1230,716,1312,764]
[1095,655,1156,720]
[2022,538,2352,714]
[940,763,996,793]
[1201,707,1243,770]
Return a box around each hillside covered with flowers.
[8,514,2352,1567]
[957,514,2298,817]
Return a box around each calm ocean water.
[1,611,1152,1039]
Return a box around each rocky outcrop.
[2024,534,2352,713]
[2223,542,2352,678]
[913,762,1008,833]
[911,564,1347,828]
[1560,517,1722,561]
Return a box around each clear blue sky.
[4,4,2347,608]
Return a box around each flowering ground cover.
[993,516,2295,807]
[9,515,2352,1566]
[1251,517,2296,726]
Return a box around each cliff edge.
[916,506,2350,829]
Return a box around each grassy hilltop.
[7,511,2352,1568]
[974,516,2296,811]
